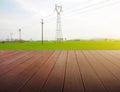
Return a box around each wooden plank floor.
[0,51,120,92]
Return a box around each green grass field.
[0,41,120,50]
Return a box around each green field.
[0,41,120,50]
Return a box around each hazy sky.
[0,0,120,41]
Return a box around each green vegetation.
[0,41,120,50]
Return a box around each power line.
[62,0,120,18]
[42,0,120,24]
[41,0,119,23]
[64,0,107,14]
[10,0,120,40]
[43,12,55,19]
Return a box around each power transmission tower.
[19,28,21,41]
[10,33,13,41]
[55,4,63,42]
[41,19,44,44]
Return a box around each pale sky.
[0,0,120,41]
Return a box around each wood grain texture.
[0,51,120,92]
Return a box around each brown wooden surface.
[0,50,120,92]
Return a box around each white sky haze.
[0,0,120,41]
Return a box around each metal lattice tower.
[55,4,63,42]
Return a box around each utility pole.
[41,19,44,44]
[19,28,21,41]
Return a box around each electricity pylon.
[55,4,63,42]
[19,28,21,41]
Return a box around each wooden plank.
[0,51,20,60]
[0,51,13,57]
[41,51,68,92]
[91,51,120,81]
[17,51,61,92]
[0,51,27,66]
[76,51,107,92]
[0,51,54,92]
[63,51,84,92]
[0,51,36,76]
[84,51,120,92]
[98,51,120,66]
[0,51,35,67]
[0,51,15,64]
[1,50,120,92]
[0,51,41,91]
[0,51,17,57]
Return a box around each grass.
[0,41,120,50]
